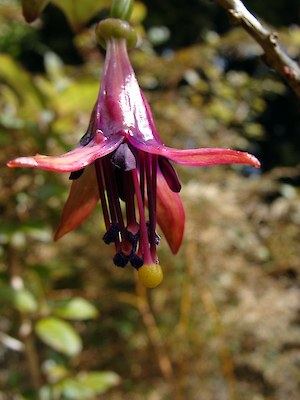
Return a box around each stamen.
[123,171,136,223]
[103,158,126,242]
[114,169,125,200]
[132,166,153,265]
[146,154,158,259]
[123,170,141,254]
[127,230,140,251]
[130,253,143,269]
[96,158,123,252]
[103,223,119,244]
[113,251,129,268]
[95,160,110,231]
[139,154,145,203]
[146,222,160,246]
[155,232,160,245]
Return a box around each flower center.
[94,142,159,270]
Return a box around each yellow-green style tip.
[137,263,163,288]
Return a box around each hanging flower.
[7,19,260,288]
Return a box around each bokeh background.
[1,0,300,399]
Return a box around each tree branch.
[215,0,300,98]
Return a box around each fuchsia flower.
[7,19,260,287]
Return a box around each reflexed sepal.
[156,170,185,254]
[54,166,99,240]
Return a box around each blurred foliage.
[1,0,300,399]
[142,0,300,48]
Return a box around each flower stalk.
[111,0,134,21]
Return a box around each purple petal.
[158,156,181,192]
[7,134,124,173]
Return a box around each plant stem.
[215,0,300,98]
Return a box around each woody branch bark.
[215,0,300,98]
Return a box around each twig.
[19,319,42,391]
[215,0,300,98]
[199,286,237,400]
[135,279,175,383]
[184,220,237,399]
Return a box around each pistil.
[95,159,110,231]
[103,158,126,243]
[132,166,153,266]
[145,153,158,259]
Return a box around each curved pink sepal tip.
[127,136,260,169]
[7,136,124,173]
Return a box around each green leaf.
[22,0,50,23]
[51,79,98,115]
[35,317,82,356]
[58,378,92,399]
[51,0,111,31]
[42,359,69,382]
[13,289,38,313]
[57,371,120,399]
[0,285,38,314]
[77,371,120,393]
[52,297,99,320]
[0,54,44,118]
